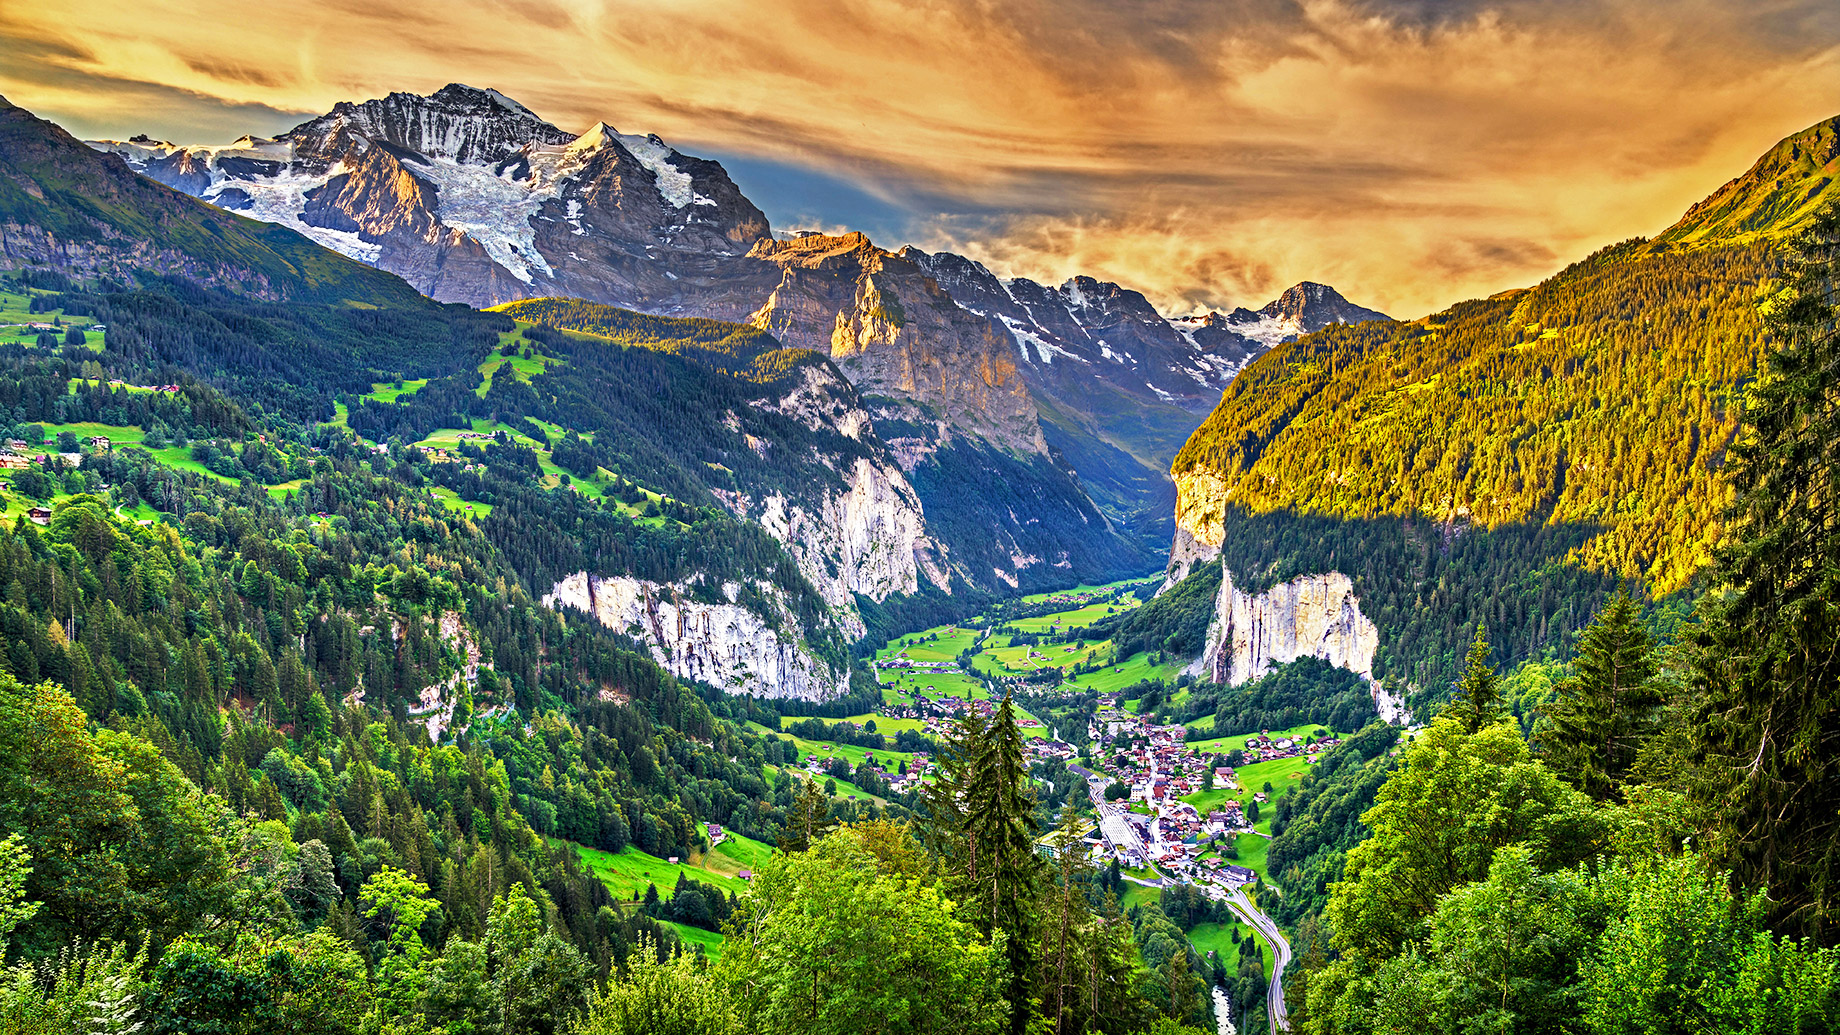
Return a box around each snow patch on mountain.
[204,167,384,264]
[1222,312,1298,348]
[1000,314,1086,364]
[415,157,556,282]
[615,132,714,209]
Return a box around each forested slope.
[1166,114,1840,698]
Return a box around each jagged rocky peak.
[286,83,575,167]
[1053,274,1166,325]
[1213,281,1391,345]
[753,230,880,265]
[1259,281,1389,331]
[897,246,1006,299]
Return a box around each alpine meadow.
[0,3,1837,1033]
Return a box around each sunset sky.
[4,0,1839,317]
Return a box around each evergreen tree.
[1446,625,1504,734]
[775,781,833,854]
[924,695,1044,1035]
[1538,592,1660,800]
[1694,201,1840,943]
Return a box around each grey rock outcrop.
[545,572,851,701]
[1189,561,1408,723]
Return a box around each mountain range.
[86,84,1389,542]
[23,84,1836,715]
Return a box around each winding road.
[1224,886,1292,1031]
[1072,765,1293,1030]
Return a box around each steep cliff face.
[733,361,949,627]
[741,233,1046,454]
[1190,562,1407,723]
[755,457,939,614]
[1164,471,1230,587]
[545,572,850,701]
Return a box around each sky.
[4,0,1839,318]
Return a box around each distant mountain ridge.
[90,84,773,311]
[85,85,1389,547]
[0,96,429,307]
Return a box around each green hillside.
[1658,114,1840,245]
[490,298,823,383]
[1174,238,1769,592]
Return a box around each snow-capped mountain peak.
[454,84,540,119]
[567,122,620,152]
[85,85,772,307]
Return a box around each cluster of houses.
[419,447,488,475]
[102,379,180,393]
[1069,699,1342,889]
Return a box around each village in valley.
[847,579,1349,897]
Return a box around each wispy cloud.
[3,0,1836,315]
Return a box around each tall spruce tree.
[969,694,1043,1035]
[1695,201,1840,943]
[924,695,1044,1035]
[775,782,833,854]
[1538,592,1660,800]
[1446,625,1504,734]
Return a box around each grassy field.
[765,763,889,805]
[880,626,984,663]
[1187,921,1270,979]
[1230,831,1271,879]
[1119,883,1160,911]
[134,444,241,484]
[701,832,776,879]
[1070,651,1185,693]
[1178,753,1319,835]
[664,921,725,959]
[1186,722,1334,755]
[834,713,927,734]
[36,420,148,445]
[558,836,763,902]
[361,379,428,404]
[477,331,564,397]
[1013,577,1156,605]
[1006,599,1133,633]
[0,287,100,347]
[753,721,921,771]
[428,485,494,516]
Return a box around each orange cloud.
[3,0,1837,315]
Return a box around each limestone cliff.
[1190,562,1408,723]
[544,572,850,701]
[755,457,943,618]
[729,362,949,628]
[1161,470,1230,589]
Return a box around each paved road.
[1075,763,1291,1030]
[1224,887,1292,1031]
